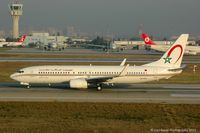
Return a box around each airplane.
[0,38,6,42]
[0,41,8,47]
[0,35,27,47]
[141,33,199,55]
[44,42,66,51]
[10,34,188,91]
[43,36,67,51]
[0,40,7,48]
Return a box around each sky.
[0,0,200,37]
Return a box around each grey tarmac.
[0,83,200,104]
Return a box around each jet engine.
[69,79,88,89]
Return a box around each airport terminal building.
[24,33,68,47]
[23,32,196,51]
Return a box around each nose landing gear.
[20,82,30,89]
[96,84,102,91]
[27,85,30,89]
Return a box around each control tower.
[9,0,23,39]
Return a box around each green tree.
[92,36,108,46]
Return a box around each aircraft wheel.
[96,84,102,91]
[97,86,102,91]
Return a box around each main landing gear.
[96,83,114,91]
[27,85,30,89]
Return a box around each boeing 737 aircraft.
[0,35,26,47]
[142,33,199,55]
[11,34,188,91]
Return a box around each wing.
[86,76,113,83]
[86,64,130,83]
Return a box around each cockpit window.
[17,70,24,73]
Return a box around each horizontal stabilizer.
[168,64,187,72]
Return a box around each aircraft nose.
[10,73,18,80]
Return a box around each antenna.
[139,24,143,36]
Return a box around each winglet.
[120,58,126,66]
[119,64,129,76]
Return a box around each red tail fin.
[141,33,156,45]
[18,35,27,42]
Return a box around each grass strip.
[0,102,199,133]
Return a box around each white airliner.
[0,35,26,47]
[0,41,7,47]
[11,34,188,91]
[142,33,199,55]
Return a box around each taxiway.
[0,58,200,64]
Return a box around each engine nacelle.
[69,79,88,89]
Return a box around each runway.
[0,83,200,104]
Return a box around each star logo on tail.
[163,56,172,64]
